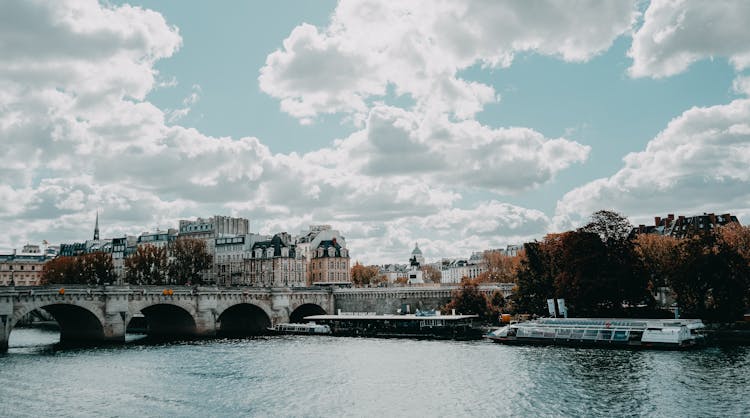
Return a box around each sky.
[2,0,750,264]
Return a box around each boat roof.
[515,318,703,329]
[304,314,478,321]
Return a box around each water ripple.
[1,329,749,417]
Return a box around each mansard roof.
[313,239,348,258]
[251,234,296,257]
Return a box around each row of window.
[0,265,38,271]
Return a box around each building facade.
[0,245,53,286]
[439,258,486,284]
[308,230,350,285]
[247,233,307,287]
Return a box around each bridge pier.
[195,288,218,337]
[1,316,9,352]
[1,290,14,352]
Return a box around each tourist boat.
[267,322,331,335]
[303,311,482,340]
[486,318,706,349]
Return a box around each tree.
[717,223,750,314]
[350,262,381,287]
[125,244,168,285]
[421,265,442,284]
[633,233,680,289]
[580,210,633,246]
[42,252,114,285]
[84,252,115,285]
[168,238,213,285]
[444,279,491,321]
[42,256,84,285]
[512,240,556,316]
[478,250,521,283]
[672,230,749,321]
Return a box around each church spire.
[94,211,100,241]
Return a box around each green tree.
[125,244,168,285]
[168,238,213,285]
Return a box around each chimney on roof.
[655,216,661,226]
[668,214,675,220]
[639,224,645,233]
[709,213,716,225]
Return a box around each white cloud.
[0,0,622,264]
[629,0,750,78]
[260,0,638,122]
[554,99,750,230]
[325,106,590,193]
[168,84,201,122]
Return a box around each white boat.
[267,322,331,335]
[486,318,705,349]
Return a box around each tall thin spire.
[94,211,100,241]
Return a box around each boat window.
[613,331,628,341]
[598,330,612,340]
[583,330,598,339]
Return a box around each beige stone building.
[0,245,53,286]
[308,231,350,285]
[247,233,307,287]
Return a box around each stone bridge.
[0,284,513,352]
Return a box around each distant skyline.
[2,1,750,264]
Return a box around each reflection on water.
[2,328,749,417]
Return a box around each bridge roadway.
[0,284,513,352]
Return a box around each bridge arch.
[216,303,272,336]
[127,300,198,339]
[11,302,107,346]
[289,303,327,323]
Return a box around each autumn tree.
[421,265,442,284]
[633,233,680,292]
[83,252,116,285]
[168,237,213,285]
[444,279,492,321]
[350,262,381,287]
[42,252,114,285]
[672,230,749,321]
[717,223,750,313]
[479,250,521,283]
[125,244,168,285]
[42,256,85,284]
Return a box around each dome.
[411,243,422,255]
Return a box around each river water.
[1,328,749,417]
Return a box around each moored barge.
[267,322,331,335]
[304,312,482,340]
[486,318,705,349]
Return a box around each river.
[1,328,748,417]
